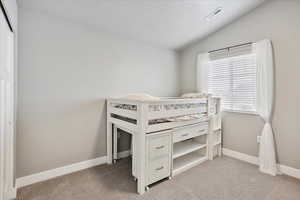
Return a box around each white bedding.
[123,93,160,101]
[181,92,209,98]
[113,93,207,112]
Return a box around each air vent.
[205,7,223,21]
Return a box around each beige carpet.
[17,156,300,200]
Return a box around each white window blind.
[207,53,257,113]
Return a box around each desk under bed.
[106,96,221,194]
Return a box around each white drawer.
[173,123,208,143]
[148,134,170,160]
[147,157,170,185]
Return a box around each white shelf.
[173,151,207,176]
[173,140,207,159]
[214,141,222,146]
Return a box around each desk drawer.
[147,157,170,185]
[173,123,208,143]
[148,134,170,159]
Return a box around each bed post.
[136,102,148,194]
[113,126,118,163]
[107,100,113,164]
[207,96,214,161]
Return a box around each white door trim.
[0,8,15,199]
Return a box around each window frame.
[207,53,258,115]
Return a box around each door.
[0,7,14,200]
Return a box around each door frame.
[0,5,15,200]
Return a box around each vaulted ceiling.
[18,0,267,50]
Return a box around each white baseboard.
[16,149,132,189]
[279,164,300,180]
[222,148,300,180]
[16,148,300,189]
[222,148,259,165]
[16,155,107,188]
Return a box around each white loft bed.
[107,96,220,194]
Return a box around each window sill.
[222,109,259,116]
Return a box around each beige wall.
[179,0,300,169]
[17,9,179,177]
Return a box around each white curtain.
[253,39,277,176]
[196,53,209,93]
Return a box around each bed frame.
[107,96,218,194]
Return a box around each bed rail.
[107,97,211,134]
[110,107,137,119]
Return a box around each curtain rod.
[0,0,13,32]
[208,42,252,53]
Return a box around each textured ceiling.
[18,0,266,50]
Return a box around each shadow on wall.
[96,99,131,157]
[96,99,108,158]
[52,98,109,159]
[17,98,111,177]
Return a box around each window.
[207,53,257,113]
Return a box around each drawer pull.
[181,133,189,137]
[155,145,165,150]
[155,166,164,171]
[198,129,206,132]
